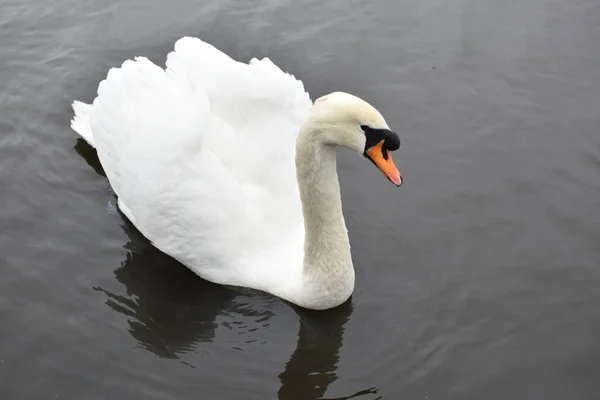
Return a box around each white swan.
[71,37,402,310]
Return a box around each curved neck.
[294,125,355,309]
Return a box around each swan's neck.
[294,126,355,309]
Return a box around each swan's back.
[72,37,313,290]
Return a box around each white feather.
[71,100,95,147]
[73,37,312,293]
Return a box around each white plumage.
[72,37,401,310]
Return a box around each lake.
[1,0,600,398]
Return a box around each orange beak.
[366,139,403,186]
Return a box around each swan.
[71,37,402,310]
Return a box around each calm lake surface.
[1,0,600,398]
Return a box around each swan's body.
[72,37,401,310]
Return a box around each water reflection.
[74,139,106,178]
[281,304,381,400]
[93,218,254,359]
[78,142,379,399]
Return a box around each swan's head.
[308,92,402,186]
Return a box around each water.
[1,0,600,398]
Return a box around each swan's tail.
[70,100,95,147]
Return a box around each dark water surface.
[1,0,600,398]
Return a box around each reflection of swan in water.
[280,305,380,400]
[76,139,380,399]
[93,217,272,359]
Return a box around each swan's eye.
[360,125,400,158]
